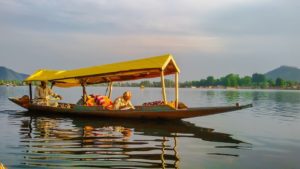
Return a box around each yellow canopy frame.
[25,54,180,108]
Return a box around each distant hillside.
[0,66,28,80]
[265,66,300,82]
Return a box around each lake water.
[0,86,300,169]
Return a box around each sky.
[0,0,299,80]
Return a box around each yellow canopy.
[25,54,180,87]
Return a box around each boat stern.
[8,96,30,109]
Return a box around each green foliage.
[165,79,175,88]
[3,73,297,89]
[275,78,286,87]
[177,73,299,89]
[140,80,152,87]
[0,80,25,86]
[224,74,239,87]
[252,73,266,85]
[100,76,300,89]
[239,76,252,86]
[206,76,215,86]
[116,78,175,88]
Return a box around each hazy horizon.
[1,62,299,81]
[1,0,299,80]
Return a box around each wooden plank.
[175,72,179,109]
[81,83,87,105]
[161,71,167,103]
[108,82,113,99]
[29,83,32,103]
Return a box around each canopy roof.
[25,54,180,87]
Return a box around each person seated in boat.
[34,81,62,106]
[113,91,135,110]
[95,95,113,110]
[86,95,96,106]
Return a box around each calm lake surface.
[0,86,300,169]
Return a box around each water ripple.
[4,88,300,168]
[1,113,245,168]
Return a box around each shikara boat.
[9,54,252,120]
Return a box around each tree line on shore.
[1,73,299,89]
[0,80,24,86]
[115,73,300,89]
[178,73,299,89]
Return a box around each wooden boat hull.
[8,97,252,120]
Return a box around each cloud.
[0,0,299,80]
[0,0,266,35]
[201,0,300,36]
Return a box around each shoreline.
[193,86,300,91]
[1,85,299,91]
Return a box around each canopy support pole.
[81,83,87,105]
[161,71,167,103]
[50,82,55,89]
[175,72,179,109]
[29,83,32,103]
[108,82,113,99]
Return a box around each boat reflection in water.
[16,111,248,168]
